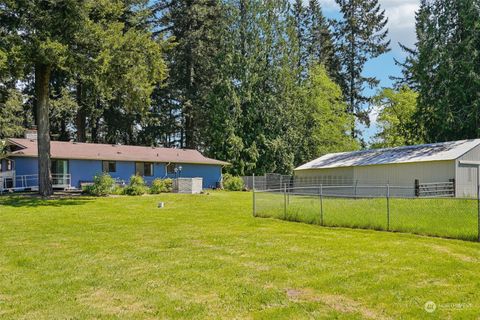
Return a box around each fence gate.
[415,180,455,197]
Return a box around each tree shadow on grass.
[0,194,94,208]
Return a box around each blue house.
[2,137,228,191]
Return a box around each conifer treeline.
[0,0,390,188]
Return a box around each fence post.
[386,183,390,231]
[354,180,358,199]
[252,174,256,217]
[477,182,480,242]
[320,184,324,226]
[287,180,290,205]
[283,183,287,220]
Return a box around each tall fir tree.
[333,0,390,139]
[153,0,224,149]
[402,0,480,142]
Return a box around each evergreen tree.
[153,0,224,149]
[0,89,25,139]
[334,0,390,139]
[305,0,341,83]
[402,0,480,142]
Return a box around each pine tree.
[334,0,390,139]
[402,0,480,142]
[153,0,224,149]
[305,0,341,83]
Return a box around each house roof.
[295,139,480,171]
[7,138,229,166]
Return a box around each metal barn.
[294,139,480,198]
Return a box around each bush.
[111,185,125,195]
[150,178,173,194]
[124,175,147,196]
[223,173,245,191]
[83,173,116,196]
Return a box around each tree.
[0,89,25,139]
[0,140,8,161]
[153,0,224,149]
[2,1,167,196]
[400,0,480,142]
[303,64,359,157]
[1,0,87,196]
[371,86,422,148]
[334,0,390,138]
[305,0,341,83]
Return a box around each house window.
[136,162,154,177]
[167,163,176,174]
[0,160,12,172]
[103,161,116,173]
[51,160,69,175]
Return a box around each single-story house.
[1,137,229,190]
[294,139,480,197]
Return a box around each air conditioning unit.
[174,178,203,194]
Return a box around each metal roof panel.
[295,139,480,170]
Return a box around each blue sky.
[319,0,420,142]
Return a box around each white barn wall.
[353,160,455,186]
[295,161,455,186]
[294,167,354,183]
[456,144,480,197]
[294,160,455,197]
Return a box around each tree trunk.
[35,63,53,197]
[75,80,86,142]
[184,43,195,149]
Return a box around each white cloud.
[319,0,420,54]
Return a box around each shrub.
[150,178,173,194]
[111,185,125,195]
[223,173,245,191]
[124,175,147,196]
[83,173,116,196]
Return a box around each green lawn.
[0,192,480,319]
[255,192,479,241]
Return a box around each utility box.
[174,178,203,194]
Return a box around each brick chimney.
[25,128,38,140]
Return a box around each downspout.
[164,162,171,179]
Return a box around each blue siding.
[69,159,102,187]
[11,157,38,176]
[11,156,223,189]
[112,161,135,182]
[165,163,222,188]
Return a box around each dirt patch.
[286,288,389,320]
[427,244,477,263]
[77,288,151,316]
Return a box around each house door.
[51,159,69,186]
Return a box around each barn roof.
[7,138,229,166]
[295,139,480,170]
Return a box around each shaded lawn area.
[0,192,479,319]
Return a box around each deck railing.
[0,173,71,192]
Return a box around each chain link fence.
[253,184,480,242]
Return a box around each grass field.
[255,192,479,241]
[1,192,480,319]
